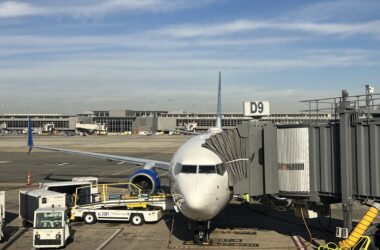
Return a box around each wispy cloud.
[0,0,214,18]
[286,0,380,22]
[0,34,304,58]
[153,19,380,38]
[0,1,43,18]
[0,49,378,79]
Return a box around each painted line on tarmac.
[5,200,18,204]
[95,228,122,250]
[56,162,69,166]
[110,165,141,176]
[0,161,11,164]
[291,235,307,249]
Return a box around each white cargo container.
[0,191,5,242]
[40,179,99,206]
[19,189,66,226]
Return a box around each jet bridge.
[203,88,380,234]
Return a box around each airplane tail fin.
[215,71,222,130]
[27,117,34,154]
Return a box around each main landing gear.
[193,221,211,245]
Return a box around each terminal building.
[0,114,77,133]
[0,110,331,134]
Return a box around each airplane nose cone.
[181,194,220,221]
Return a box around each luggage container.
[40,179,98,206]
[19,189,66,226]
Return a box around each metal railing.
[73,182,143,208]
[300,89,380,122]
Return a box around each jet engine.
[129,169,161,194]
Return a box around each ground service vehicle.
[33,207,70,248]
[70,182,167,225]
[0,191,5,242]
[19,189,66,226]
[73,207,162,225]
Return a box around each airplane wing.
[178,129,202,135]
[27,119,170,171]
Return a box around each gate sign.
[243,101,270,116]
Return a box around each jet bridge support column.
[339,90,355,232]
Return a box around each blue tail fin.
[27,118,33,154]
[215,71,222,130]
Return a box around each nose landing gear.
[193,221,211,245]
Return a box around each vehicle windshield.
[35,212,63,229]
[180,165,197,174]
[198,165,216,174]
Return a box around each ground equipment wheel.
[83,213,97,224]
[130,214,144,226]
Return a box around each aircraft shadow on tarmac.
[163,202,341,244]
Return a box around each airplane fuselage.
[169,133,232,221]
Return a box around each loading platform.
[70,182,173,221]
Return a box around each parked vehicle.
[33,207,71,248]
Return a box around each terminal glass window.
[198,165,216,174]
[180,165,197,174]
[35,212,63,229]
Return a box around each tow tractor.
[70,183,173,225]
[33,207,71,249]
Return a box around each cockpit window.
[216,163,226,176]
[174,163,182,175]
[181,165,197,174]
[198,165,216,174]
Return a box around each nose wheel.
[193,221,211,245]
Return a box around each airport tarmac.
[0,135,373,249]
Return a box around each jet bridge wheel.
[130,214,144,226]
[83,213,97,224]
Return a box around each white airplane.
[27,72,231,244]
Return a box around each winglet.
[215,71,222,130]
[27,117,34,154]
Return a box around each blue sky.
[0,0,379,114]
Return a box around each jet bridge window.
[198,165,216,174]
[181,165,197,174]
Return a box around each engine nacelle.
[129,169,161,194]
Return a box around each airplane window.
[216,163,226,176]
[181,165,197,174]
[174,163,182,175]
[199,165,216,174]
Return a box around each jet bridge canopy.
[202,122,279,195]
[202,128,249,184]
